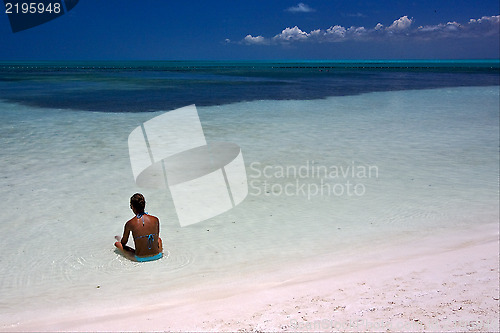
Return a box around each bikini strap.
[136,212,148,226]
[135,233,157,249]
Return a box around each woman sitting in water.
[115,193,163,262]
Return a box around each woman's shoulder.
[146,213,160,223]
[125,216,136,226]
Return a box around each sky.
[0,0,499,60]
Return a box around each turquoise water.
[0,60,498,112]
[0,62,498,327]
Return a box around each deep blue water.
[0,60,498,112]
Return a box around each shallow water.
[0,85,498,325]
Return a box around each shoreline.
[4,223,498,332]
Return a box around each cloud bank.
[240,15,499,45]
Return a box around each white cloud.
[415,15,499,39]
[273,26,310,42]
[469,15,500,26]
[348,26,367,36]
[326,25,347,39]
[343,12,366,18]
[238,15,500,45]
[286,3,315,13]
[387,15,413,32]
[467,15,500,36]
[416,21,461,39]
[243,34,268,45]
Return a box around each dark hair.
[130,193,146,213]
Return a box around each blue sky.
[0,0,499,60]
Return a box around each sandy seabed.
[4,223,498,333]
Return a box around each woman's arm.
[120,221,134,252]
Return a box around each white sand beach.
[6,223,498,332]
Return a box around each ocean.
[0,60,498,327]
